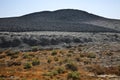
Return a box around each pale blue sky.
[0,0,120,19]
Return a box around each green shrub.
[87,53,96,58]
[75,57,81,62]
[11,55,18,59]
[31,46,39,52]
[23,53,33,59]
[23,54,29,59]
[67,71,80,80]
[67,53,72,57]
[43,72,53,77]
[6,50,19,56]
[32,59,40,66]
[57,67,66,74]
[24,62,32,69]
[51,50,57,56]
[54,57,59,61]
[51,70,59,76]
[68,50,74,53]
[65,63,78,71]
[47,58,52,64]
[43,70,58,77]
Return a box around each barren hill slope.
[0,9,120,32]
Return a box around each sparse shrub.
[43,72,53,77]
[14,51,20,54]
[43,70,58,77]
[23,54,29,59]
[22,53,33,59]
[24,62,32,69]
[29,54,35,57]
[77,47,82,51]
[67,53,72,57]
[68,50,74,53]
[106,52,113,56]
[83,60,91,65]
[32,59,40,66]
[79,54,85,57]
[21,78,27,80]
[75,57,81,62]
[7,61,21,67]
[51,50,57,56]
[6,50,16,56]
[47,58,52,64]
[57,67,66,74]
[65,62,78,71]
[59,50,64,55]
[54,57,59,61]
[63,58,69,63]
[11,55,18,59]
[67,71,80,80]
[31,46,39,52]
[87,53,96,58]
[58,60,63,65]
[43,52,47,55]
[51,70,59,76]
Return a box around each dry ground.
[0,44,120,80]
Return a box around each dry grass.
[0,45,120,80]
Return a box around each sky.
[0,0,120,19]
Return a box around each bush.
[6,50,17,56]
[57,67,66,74]
[7,61,21,67]
[54,57,59,61]
[32,59,40,66]
[24,62,32,69]
[47,58,52,64]
[51,70,59,76]
[11,55,18,59]
[87,53,96,58]
[65,63,78,71]
[43,70,58,77]
[67,71,80,80]
[75,57,81,62]
[31,46,39,52]
[51,50,57,56]
[22,54,33,59]
[67,53,72,57]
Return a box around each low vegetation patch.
[87,53,96,58]
[65,62,78,71]
[32,59,40,66]
[51,50,57,56]
[24,62,32,69]
[67,71,80,80]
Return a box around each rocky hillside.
[0,9,120,32]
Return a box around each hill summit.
[0,9,120,32]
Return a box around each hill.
[0,9,120,32]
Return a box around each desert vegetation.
[0,43,120,80]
